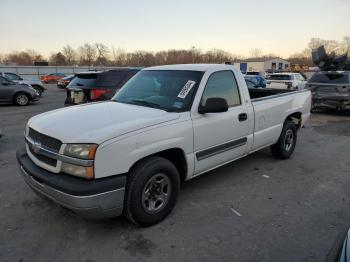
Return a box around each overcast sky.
[1,0,349,58]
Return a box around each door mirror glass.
[198,97,228,114]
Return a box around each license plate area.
[70,89,85,104]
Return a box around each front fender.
[94,118,194,179]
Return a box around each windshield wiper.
[131,99,168,111]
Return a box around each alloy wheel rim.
[17,95,28,105]
[142,173,171,214]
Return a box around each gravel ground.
[1,85,350,262]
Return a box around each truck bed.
[248,87,311,151]
[248,88,294,100]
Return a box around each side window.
[201,71,241,107]
[296,74,303,81]
[5,73,20,81]
[0,76,9,84]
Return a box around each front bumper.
[16,148,126,219]
[31,92,40,101]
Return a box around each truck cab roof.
[145,64,235,72]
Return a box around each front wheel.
[14,93,30,106]
[271,121,297,159]
[124,156,180,227]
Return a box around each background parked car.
[0,72,45,96]
[41,73,66,83]
[0,76,39,106]
[267,73,307,90]
[65,68,140,105]
[245,71,267,78]
[244,75,267,88]
[57,75,74,89]
[306,71,350,111]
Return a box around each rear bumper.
[313,95,350,109]
[16,148,126,219]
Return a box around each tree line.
[0,37,349,67]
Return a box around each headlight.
[61,162,94,179]
[63,144,98,160]
[62,144,98,179]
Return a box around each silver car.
[0,76,39,106]
[0,72,45,96]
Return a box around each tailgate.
[267,81,293,89]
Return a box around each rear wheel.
[14,93,30,106]
[124,156,180,227]
[271,121,297,159]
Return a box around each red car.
[41,73,66,83]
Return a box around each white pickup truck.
[17,64,311,226]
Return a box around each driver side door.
[0,77,14,102]
[192,70,250,175]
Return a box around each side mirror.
[198,97,228,114]
[19,77,23,80]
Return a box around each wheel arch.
[285,112,302,129]
[128,148,188,182]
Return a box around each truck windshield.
[112,70,204,112]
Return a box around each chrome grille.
[28,145,57,167]
[28,128,62,153]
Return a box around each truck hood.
[28,102,180,144]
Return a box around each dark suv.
[306,71,350,111]
[65,69,140,105]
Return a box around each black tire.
[271,121,297,159]
[124,156,180,227]
[14,92,30,106]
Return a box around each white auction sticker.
[178,80,196,99]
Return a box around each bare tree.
[342,36,350,55]
[308,38,342,54]
[111,46,127,66]
[62,45,76,65]
[95,43,109,65]
[49,52,66,66]
[250,48,262,58]
[4,50,42,65]
[79,43,96,66]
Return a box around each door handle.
[238,113,248,122]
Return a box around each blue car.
[244,75,267,88]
